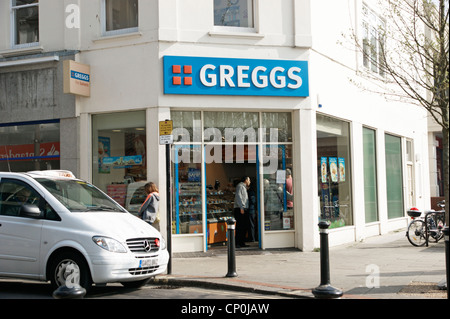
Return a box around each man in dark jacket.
[233,176,251,248]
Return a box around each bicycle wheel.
[407,219,428,247]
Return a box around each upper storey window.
[362,3,386,76]
[103,0,138,35]
[11,0,39,47]
[214,0,254,28]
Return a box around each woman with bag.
[138,182,160,230]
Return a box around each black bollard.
[53,285,86,299]
[444,226,449,299]
[226,218,238,278]
[312,220,343,299]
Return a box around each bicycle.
[406,200,446,247]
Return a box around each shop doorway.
[205,145,260,248]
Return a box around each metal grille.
[128,266,159,276]
[126,237,159,253]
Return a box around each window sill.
[0,55,59,68]
[209,27,264,40]
[0,45,44,58]
[93,30,143,43]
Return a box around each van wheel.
[49,252,92,292]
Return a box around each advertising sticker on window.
[321,157,327,183]
[329,157,338,182]
[339,157,346,182]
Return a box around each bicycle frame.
[424,210,446,247]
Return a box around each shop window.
[262,112,292,143]
[385,134,404,219]
[11,0,39,47]
[317,114,353,228]
[171,111,202,143]
[92,111,147,215]
[262,145,294,231]
[173,145,203,235]
[103,0,138,35]
[171,111,295,243]
[204,111,259,143]
[214,0,254,28]
[363,127,378,223]
[0,120,60,172]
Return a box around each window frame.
[101,0,139,37]
[361,3,386,77]
[384,133,404,219]
[213,0,256,31]
[316,114,354,229]
[10,0,40,49]
[362,126,379,223]
[170,111,295,235]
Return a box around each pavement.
[150,229,448,299]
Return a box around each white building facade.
[0,0,431,252]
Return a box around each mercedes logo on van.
[143,239,151,252]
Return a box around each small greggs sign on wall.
[163,56,309,97]
[63,60,90,97]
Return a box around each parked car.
[0,170,169,292]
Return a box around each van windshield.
[36,178,126,213]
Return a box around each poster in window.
[102,155,143,168]
[188,168,201,182]
[98,137,110,174]
[321,157,327,183]
[338,157,346,182]
[329,157,338,182]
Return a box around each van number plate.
[139,258,158,268]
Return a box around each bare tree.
[349,0,449,225]
[347,0,449,296]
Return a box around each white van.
[0,170,169,292]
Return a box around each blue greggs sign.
[163,56,309,97]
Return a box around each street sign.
[159,120,173,145]
[159,120,173,136]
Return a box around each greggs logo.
[164,56,309,97]
[171,65,193,86]
[71,70,90,82]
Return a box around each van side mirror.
[19,204,42,219]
